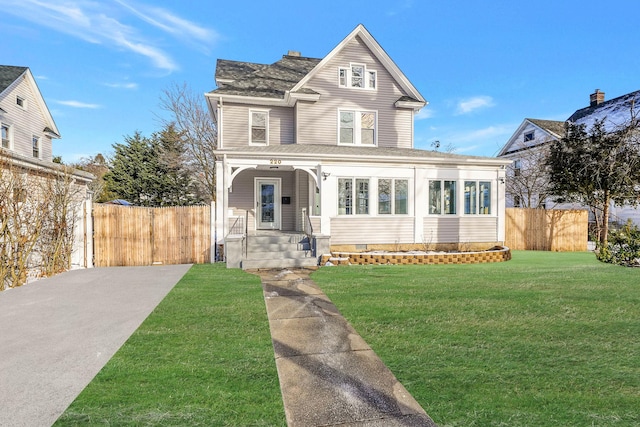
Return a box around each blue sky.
[3,0,639,162]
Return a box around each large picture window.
[338,178,370,215]
[250,110,268,145]
[338,110,376,145]
[429,180,456,215]
[378,179,408,215]
[465,181,491,214]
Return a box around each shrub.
[597,220,640,266]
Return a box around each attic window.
[16,96,26,109]
[524,131,534,142]
[338,64,376,90]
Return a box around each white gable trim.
[291,24,426,106]
[10,68,61,138]
[498,119,559,157]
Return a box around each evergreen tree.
[546,117,640,245]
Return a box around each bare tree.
[504,139,555,208]
[159,82,217,202]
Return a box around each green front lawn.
[55,264,285,426]
[311,251,640,427]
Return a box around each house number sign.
[270,159,282,165]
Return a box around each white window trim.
[337,64,377,90]
[338,177,371,216]
[428,180,457,216]
[337,109,378,146]
[32,135,41,159]
[377,178,410,215]
[16,96,26,110]
[249,109,269,146]
[1,123,12,150]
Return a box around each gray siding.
[330,217,414,244]
[0,77,53,161]
[423,217,498,243]
[221,102,293,148]
[228,169,297,232]
[297,35,414,148]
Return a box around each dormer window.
[338,64,376,90]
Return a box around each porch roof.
[215,144,510,166]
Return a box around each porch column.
[318,165,334,237]
[215,158,225,256]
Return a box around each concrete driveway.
[0,264,192,427]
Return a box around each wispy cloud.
[55,100,102,109]
[0,0,216,72]
[387,0,414,16]
[456,96,495,115]
[104,82,139,89]
[415,108,434,120]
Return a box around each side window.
[250,110,268,145]
[1,124,10,149]
[464,180,492,214]
[32,135,41,158]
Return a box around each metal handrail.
[304,211,314,237]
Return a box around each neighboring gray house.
[1,65,94,271]
[499,89,640,225]
[208,25,510,268]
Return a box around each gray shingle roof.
[211,55,321,99]
[568,89,640,128]
[527,119,565,138]
[216,143,509,165]
[0,65,28,94]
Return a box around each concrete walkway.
[253,268,437,427]
[0,265,191,427]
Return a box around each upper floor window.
[524,131,534,142]
[429,180,456,215]
[464,181,491,214]
[338,64,377,90]
[338,178,369,215]
[32,135,41,158]
[513,159,522,176]
[250,110,268,145]
[1,124,10,149]
[339,110,376,145]
[16,96,26,109]
[378,179,408,215]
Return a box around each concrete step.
[242,257,319,270]
[246,250,313,260]
[248,235,308,245]
[246,242,311,252]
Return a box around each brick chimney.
[590,89,605,107]
[287,50,301,57]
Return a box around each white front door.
[256,178,281,230]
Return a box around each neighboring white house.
[499,89,640,226]
[207,25,510,268]
[498,118,564,208]
[1,65,94,272]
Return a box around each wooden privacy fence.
[505,208,588,251]
[93,204,211,267]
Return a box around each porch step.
[242,257,319,270]
[242,233,316,270]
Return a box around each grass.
[311,251,640,427]
[55,264,285,426]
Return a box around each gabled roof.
[207,24,426,110]
[0,65,28,95]
[568,89,640,131]
[0,65,60,138]
[498,118,564,157]
[211,55,321,99]
[292,24,426,107]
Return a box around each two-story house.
[208,25,510,268]
[1,65,94,272]
[500,89,640,227]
